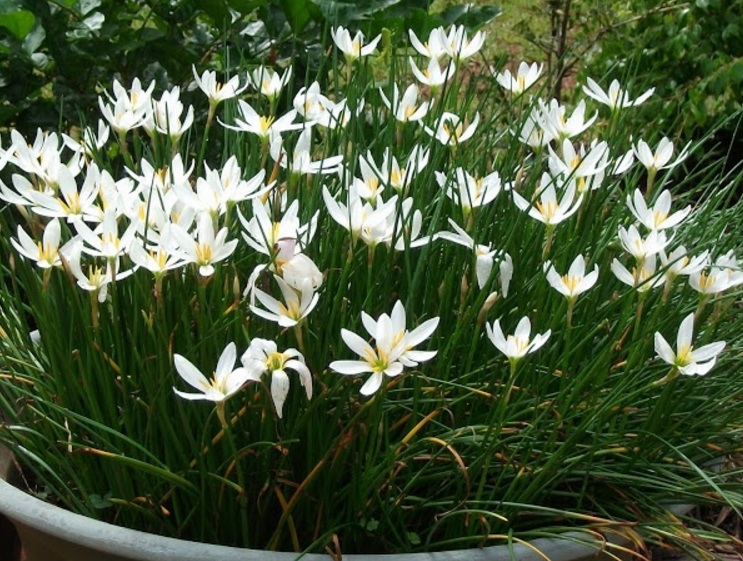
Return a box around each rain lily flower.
[611,256,663,292]
[618,225,669,263]
[582,78,654,109]
[440,24,485,60]
[654,313,725,377]
[247,65,292,100]
[241,339,312,419]
[436,167,502,214]
[330,301,439,396]
[627,189,691,231]
[660,246,709,284]
[66,243,131,302]
[379,83,431,124]
[688,257,743,295]
[714,250,743,289]
[424,112,480,146]
[173,343,251,426]
[30,165,102,223]
[633,137,690,173]
[73,210,137,263]
[239,198,317,258]
[408,27,450,60]
[409,57,456,88]
[494,62,543,95]
[144,87,194,142]
[544,255,599,301]
[547,139,610,180]
[221,102,301,140]
[323,185,399,247]
[370,146,429,192]
[250,276,320,328]
[11,219,68,269]
[512,174,583,226]
[270,129,344,175]
[518,109,556,149]
[192,66,247,107]
[436,218,513,294]
[169,214,238,277]
[486,316,551,365]
[293,82,333,121]
[63,120,110,161]
[538,99,597,140]
[331,26,381,61]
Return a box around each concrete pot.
[0,447,632,561]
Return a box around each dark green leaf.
[201,0,231,24]
[226,0,267,14]
[446,4,501,30]
[281,0,312,33]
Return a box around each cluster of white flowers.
[1,22,736,425]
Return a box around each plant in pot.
[0,19,742,561]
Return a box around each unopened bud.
[477,291,499,324]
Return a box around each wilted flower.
[241,339,312,419]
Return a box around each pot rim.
[0,472,631,561]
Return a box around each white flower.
[30,164,101,223]
[144,87,194,142]
[322,185,398,247]
[173,342,251,402]
[660,246,709,283]
[512,174,583,226]
[11,219,68,269]
[241,339,312,419]
[495,62,543,94]
[247,66,292,100]
[654,313,725,376]
[486,316,551,362]
[627,189,691,231]
[409,57,456,88]
[293,82,333,121]
[192,66,247,105]
[544,255,599,300]
[436,167,502,213]
[547,139,610,180]
[618,225,669,262]
[331,26,381,60]
[408,27,449,60]
[440,25,485,60]
[424,112,479,146]
[221,102,302,140]
[538,99,597,140]
[582,78,654,109]
[633,137,690,173]
[270,129,343,175]
[369,146,429,192]
[436,218,512,294]
[330,301,439,395]
[518,109,555,149]
[169,214,238,277]
[250,276,319,327]
[611,256,663,292]
[379,83,431,123]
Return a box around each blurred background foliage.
[1,0,742,158]
[0,0,498,134]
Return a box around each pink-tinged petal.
[360,372,385,395]
[654,332,676,365]
[174,354,210,392]
[330,360,374,375]
[270,369,290,418]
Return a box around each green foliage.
[583,0,743,142]
[0,0,499,135]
